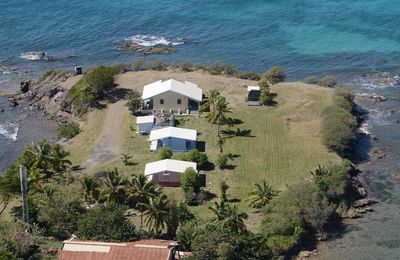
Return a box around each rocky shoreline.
[115,43,176,54]
[7,71,77,124]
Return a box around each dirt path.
[81,100,126,169]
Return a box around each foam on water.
[0,122,18,141]
[124,34,184,47]
[19,52,48,61]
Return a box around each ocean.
[1,0,400,258]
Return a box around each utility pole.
[19,165,29,224]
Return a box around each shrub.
[264,66,286,84]
[258,77,270,90]
[304,75,319,85]
[217,154,228,169]
[238,71,261,81]
[126,90,142,114]
[180,149,208,170]
[333,86,355,111]
[65,66,117,114]
[321,106,357,156]
[158,147,173,160]
[177,221,197,251]
[77,205,138,242]
[180,167,202,194]
[260,88,273,105]
[57,122,80,139]
[318,75,337,88]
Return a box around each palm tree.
[201,89,220,112]
[141,194,171,236]
[219,203,248,233]
[217,135,226,153]
[209,201,248,233]
[50,144,71,173]
[126,174,160,229]
[80,176,99,204]
[27,168,47,191]
[207,96,232,136]
[100,168,126,204]
[24,140,54,175]
[246,180,277,208]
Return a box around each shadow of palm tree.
[221,128,255,138]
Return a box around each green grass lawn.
[74,82,339,230]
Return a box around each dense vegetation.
[57,122,80,139]
[64,66,118,114]
[321,86,358,156]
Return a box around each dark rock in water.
[8,98,18,106]
[396,119,400,124]
[0,108,4,112]
[20,80,31,93]
[370,147,386,159]
[115,44,176,54]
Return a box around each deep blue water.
[1,1,400,259]
[1,0,400,83]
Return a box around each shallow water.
[1,1,400,258]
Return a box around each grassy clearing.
[65,108,107,165]
[67,79,339,231]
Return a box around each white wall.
[152,137,196,152]
[137,122,153,134]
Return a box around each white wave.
[20,52,48,61]
[359,122,371,135]
[349,72,400,91]
[124,34,184,47]
[0,122,18,141]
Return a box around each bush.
[77,205,138,242]
[65,66,117,114]
[318,75,337,88]
[57,122,80,139]
[304,75,319,85]
[180,149,208,170]
[126,90,142,114]
[333,86,355,111]
[321,106,357,156]
[180,167,202,194]
[260,88,273,105]
[217,154,228,169]
[258,77,270,90]
[158,147,173,160]
[177,221,197,251]
[264,66,286,84]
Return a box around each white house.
[149,126,197,152]
[145,159,198,187]
[142,79,203,114]
[136,115,155,134]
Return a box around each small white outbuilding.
[149,126,197,152]
[136,115,155,134]
[145,159,198,187]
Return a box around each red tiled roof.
[59,239,177,260]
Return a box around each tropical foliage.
[246,181,278,208]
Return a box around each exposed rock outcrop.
[12,70,76,123]
[115,44,176,54]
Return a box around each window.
[160,99,164,105]
[177,99,182,104]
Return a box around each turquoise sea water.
[1,1,400,259]
[1,0,400,80]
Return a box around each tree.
[121,153,135,166]
[77,205,138,242]
[100,168,127,204]
[264,66,286,85]
[142,194,171,236]
[126,90,142,114]
[260,87,273,105]
[217,154,228,169]
[318,75,337,88]
[180,149,209,170]
[201,89,220,112]
[219,181,230,202]
[158,147,173,160]
[80,176,99,204]
[177,221,197,251]
[246,181,278,208]
[181,167,202,195]
[0,220,42,259]
[217,203,248,233]
[126,174,160,230]
[207,96,232,136]
[216,135,226,153]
